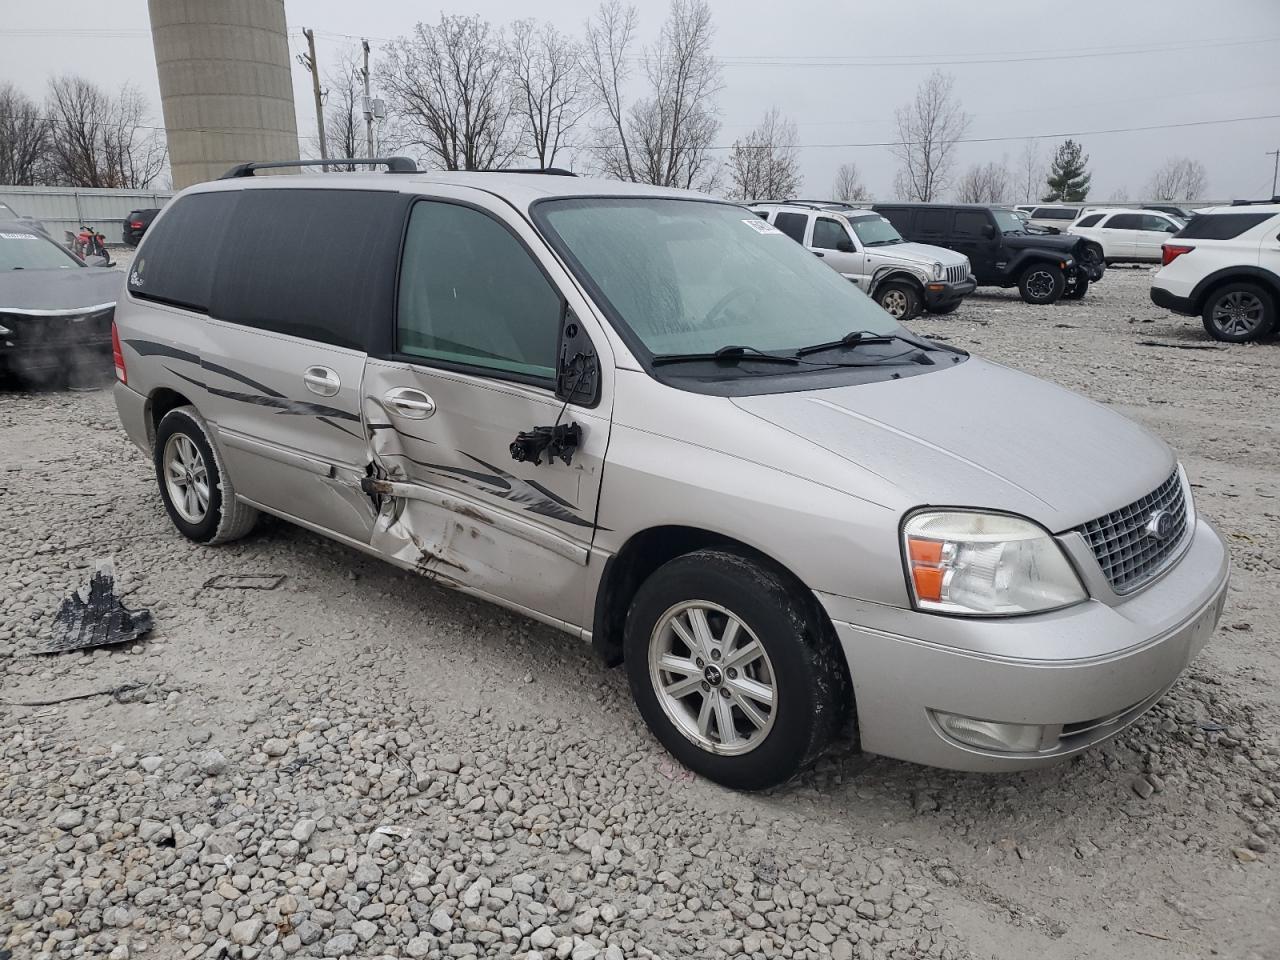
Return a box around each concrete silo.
[148,0,300,188]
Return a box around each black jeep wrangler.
[872,203,1105,304]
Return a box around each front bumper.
[821,516,1230,771]
[923,277,977,308]
[1151,284,1195,316]
[0,307,114,377]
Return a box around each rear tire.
[154,406,258,544]
[1018,263,1066,304]
[1201,282,1276,343]
[623,548,849,790]
[875,282,923,320]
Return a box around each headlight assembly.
[931,262,944,280]
[902,511,1086,616]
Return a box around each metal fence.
[0,185,174,246]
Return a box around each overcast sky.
[5,0,1279,200]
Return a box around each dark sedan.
[122,208,161,247]
[0,228,121,384]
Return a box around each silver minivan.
[113,164,1230,789]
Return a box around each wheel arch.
[145,387,194,449]
[590,525,846,684]
[868,267,926,297]
[1190,266,1280,314]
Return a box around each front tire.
[623,548,849,790]
[154,406,258,544]
[875,282,922,320]
[1018,263,1066,304]
[1201,282,1276,343]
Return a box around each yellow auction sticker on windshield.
[741,218,782,235]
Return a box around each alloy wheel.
[163,433,210,524]
[648,600,778,756]
[1025,269,1055,301]
[881,290,908,318]
[1211,291,1266,338]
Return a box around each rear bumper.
[1151,284,1196,316]
[114,380,151,454]
[923,277,976,308]
[821,516,1230,771]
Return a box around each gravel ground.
[2,267,1278,960]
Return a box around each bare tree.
[379,15,521,171]
[583,0,722,189]
[0,83,50,185]
[45,76,166,188]
[1016,139,1045,203]
[832,162,869,202]
[726,107,800,201]
[954,159,1012,204]
[890,70,969,201]
[1144,157,1208,201]
[323,49,364,169]
[510,19,585,169]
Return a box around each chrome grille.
[945,264,968,283]
[1075,471,1187,593]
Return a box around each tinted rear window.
[773,211,807,243]
[1076,213,1104,228]
[1177,212,1274,240]
[1034,207,1077,220]
[916,209,950,234]
[211,189,406,350]
[128,192,237,311]
[1106,213,1144,230]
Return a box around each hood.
[0,267,122,314]
[879,241,968,268]
[1002,231,1081,254]
[731,358,1174,533]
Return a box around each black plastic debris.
[41,561,153,655]
[203,574,285,590]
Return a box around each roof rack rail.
[478,167,577,176]
[219,157,418,179]
[1229,196,1280,206]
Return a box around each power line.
[708,113,1280,151]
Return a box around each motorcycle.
[67,225,113,265]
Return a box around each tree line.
[0,78,166,189]
[0,1,1215,204]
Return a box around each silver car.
[112,164,1229,790]
[750,201,974,319]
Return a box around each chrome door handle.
[302,366,341,397]
[384,387,436,419]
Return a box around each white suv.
[1150,203,1280,342]
[750,202,974,319]
[1070,208,1183,263]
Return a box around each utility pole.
[362,39,373,159]
[1269,149,1280,199]
[300,28,328,172]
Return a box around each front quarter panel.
[595,370,911,606]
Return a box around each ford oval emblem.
[1145,509,1176,542]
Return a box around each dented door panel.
[361,358,609,629]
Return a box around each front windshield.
[992,209,1024,234]
[537,198,897,357]
[849,216,903,246]
[0,231,81,270]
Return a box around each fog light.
[933,711,1045,753]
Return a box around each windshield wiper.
[651,344,800,367]
[794,330,932,363]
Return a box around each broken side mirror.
[556,305,600,406]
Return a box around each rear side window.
[397,201,561,381]
[916,209,950,234]
[211,189,405,350]
[773,211,807,243]
[876,208,914,233]
[1140,214,1178,233]
[953,211,989,237]
[811,217,848,250]
[1177,213,1274,240]
[1075,213,1104,228]
[128,192,237,311]
[1034,207,1077,220]
[1106,213,1144,230]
